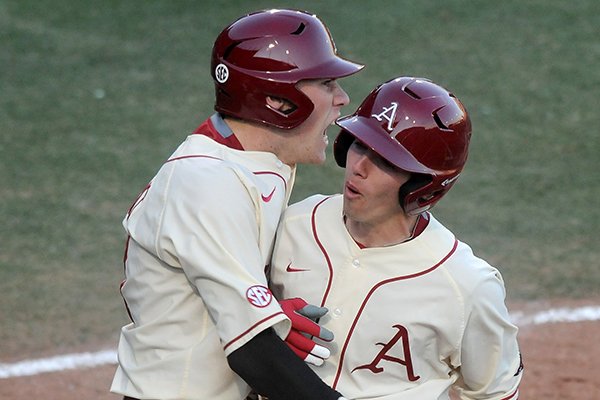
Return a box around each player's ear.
[267,96,296,115]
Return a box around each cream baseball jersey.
[270,195,523,400]
[111,115,294,399]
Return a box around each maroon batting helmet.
[211,9,364,129]
[334,77,472,215]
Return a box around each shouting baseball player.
[270,77,524,399]
[110,9,363,400]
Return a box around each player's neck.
[225,118,270,151]
[345,213,419,248]
[224,118,296,166]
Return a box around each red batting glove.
[279,297,334,366]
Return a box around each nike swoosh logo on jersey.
[261,187,276,202]
[286,262,309,272]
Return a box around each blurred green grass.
[1,0,599,357]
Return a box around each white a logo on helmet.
[371,102,398,133]
[215,63,229,83]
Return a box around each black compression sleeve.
[227,328,342,400]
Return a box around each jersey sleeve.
[454,268,523,399]
[155,160,289,354]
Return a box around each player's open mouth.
[345,182,361,197]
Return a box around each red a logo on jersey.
[352,324,420,382]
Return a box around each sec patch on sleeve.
[246,285,273,307]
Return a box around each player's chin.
[306,151,327,165]
[317,141,329,163]
[306,140,329,164]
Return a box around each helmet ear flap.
[398,174,432,212]
[333,130,355,168]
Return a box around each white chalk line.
[2,305,600,379]
[0,349,117,379]
[509,305,600,326]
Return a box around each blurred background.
[1,0,598,363]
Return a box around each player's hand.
[279,297,334,366]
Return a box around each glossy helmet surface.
[211,9,364,129]
[334,77,472,215]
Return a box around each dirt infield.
[2,298,599,399]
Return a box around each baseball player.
[110,9,363,400]
[270,77,524,399]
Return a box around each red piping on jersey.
[126,182,152,220]
[501,388,519,400]
[310,196,336,307]
[123,235,130,266]
[120,235,135,323]
[165,154,223,163]
[165,156,288,191]
[193,115,244,150]
[253,171,288,192]
[223,311,286,351]
[331,238,459,388]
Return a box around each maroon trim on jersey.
[355,240,367,249]
[119,278,135,323]
[501,388,520,400]
[165,154,223,163]
[254,170,288,192]
[331,238,460,388]
[162,156,290,208]
[310,196,336,308]
[223,311,286,351]
[126,182,152,220]
[192,116,244,150]
[353,212,430,249]
[312,198,432,306]
[413,212,430,236]
[123,235,131,266]
[121,235,135,323]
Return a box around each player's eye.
[377,156,398,172]
[350,139,368,153]
[322,79,337,89]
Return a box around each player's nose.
[333,82,350,107]
[350,153,370,177]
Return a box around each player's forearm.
[227,328,343,400]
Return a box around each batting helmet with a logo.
[334,77,472,215]
[211,9,364,129]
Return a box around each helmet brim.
[300,57,364,80]
[336,115,437,175]
[241,57,364,82]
